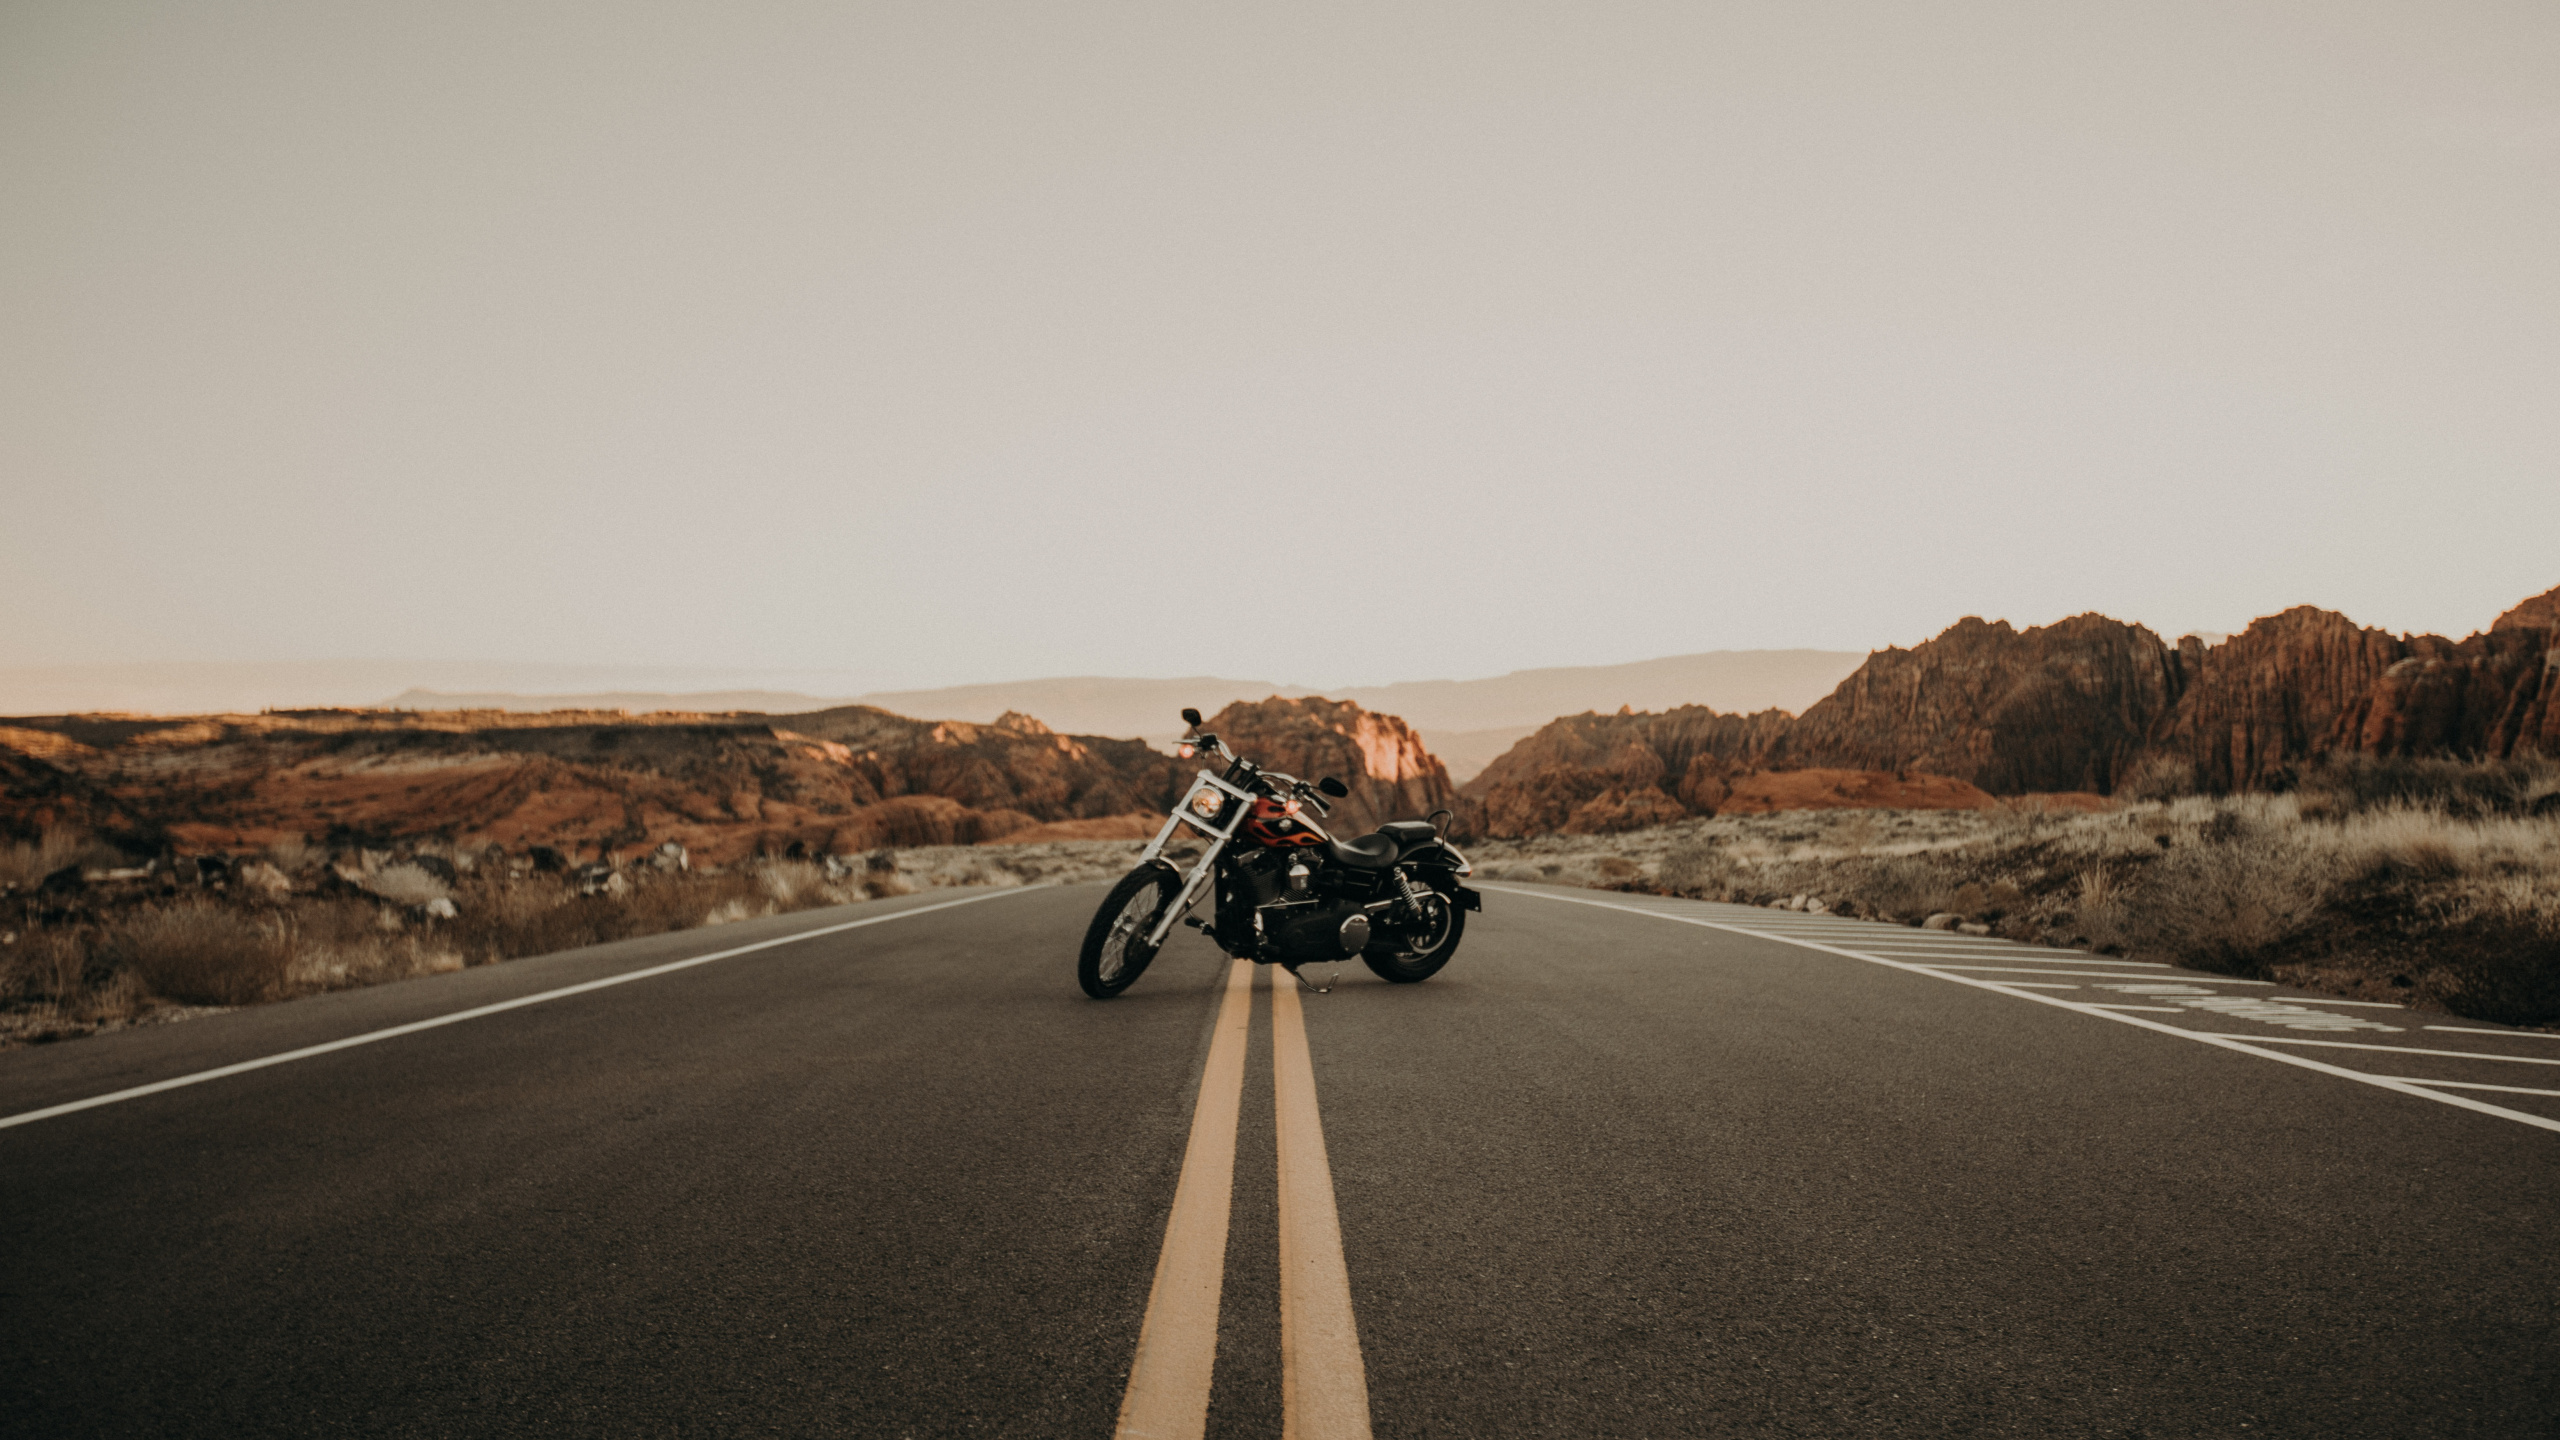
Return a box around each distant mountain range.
[372,650,1866,782]
[0,662,872,719]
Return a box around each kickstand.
[1286,963,1337,994]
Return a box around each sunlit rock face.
[1199,696,1459,838]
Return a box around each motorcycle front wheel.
[1079,864,1180,999]
[1362,893,1465,984]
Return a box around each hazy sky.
[5,1,2555,692]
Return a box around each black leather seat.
[1326,834,1400,869]
[1329,820,1438,869]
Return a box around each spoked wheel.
[1362,888,1465,984]
[1079,865,1181,999]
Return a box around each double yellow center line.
[1115,961,1373,1440]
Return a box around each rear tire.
[1362,893,1464,984]
[1079,864,1180,999]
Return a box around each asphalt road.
[3,881,2555,1438]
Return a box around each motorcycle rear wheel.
[1079,864,1179,999]
[1362,895,1464,984]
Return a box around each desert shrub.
[0,828,126,888]
[2073,863,2129,949]
[2405,878,2560,1024]
[264,835,320,875]
[2330,806,2469,884]
[366,862,452,907]
[2119,756,2199,802]
[759,860,822,907]
[1937,878,2026,920]
[4,930,91,1004]
[2121,824,2332,974]
[2295,754,2560,821]
[1852,855,1960,919]
[97,900,298,1006]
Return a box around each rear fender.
[1398,845,1483,911]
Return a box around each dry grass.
[1471,770,2560,1026]
[0,829,126,888]
[95,900,300,1005]
[1,835,1166,1048]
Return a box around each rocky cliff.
[1200,696,1460,836]
[2494,584,2560,633]
[1771,613,2180,794]
[1461,582,2560,836]
[0,704,1191,862]
[1464,706,1791,836]
[2141,605,2560,790]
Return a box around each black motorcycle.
[1077,708,1482,999]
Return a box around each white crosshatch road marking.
[2088,986,2402,1032]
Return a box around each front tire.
[1362,891,1465,984]
[1079,864,1180,999]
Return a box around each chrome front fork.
[1145,837,1226,949]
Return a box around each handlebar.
[1181,725,1334,817]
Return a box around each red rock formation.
[1458,580,2559,834]
[2148,605,2560,789]
[2494,585,2560,632]
[1771,614,2182,794]
[1199,696,1459,836]
[0,704,1191,863]
[1463,706,1791,837]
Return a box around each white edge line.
[2425,1025,2560,1039]
[2378,1076,2560,1098]
[0,887,1032,1132]
[2188,1035,2560,1066]
[1481,883,2560,1135]
[1920,966,2279,984]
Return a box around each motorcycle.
[1077,707,1483,999]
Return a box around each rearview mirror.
[1318,776,1349,798]
[1180,708,1203,727]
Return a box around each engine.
[1213,849,1376,963]
[1263,899,1372,962]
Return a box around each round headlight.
[1189,789,1225,819]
